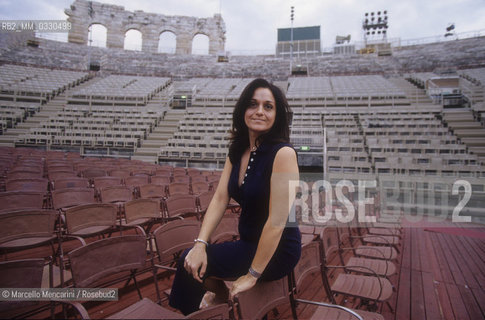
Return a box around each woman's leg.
[169,249,206,315]
[169,240,256,315]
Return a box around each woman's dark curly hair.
[228,78,292,164]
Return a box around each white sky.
[1,0,484,54]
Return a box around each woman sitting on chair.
[169,78,301,315]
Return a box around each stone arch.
[158,30,176,54]
[65,0,226,54]
[192,33,210,55]
[124,28,142,51]
[88,23,107,47]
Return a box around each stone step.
[0,142,14,147]
[142,140,166,147]
[16,122,39,129]
[133,148,159,156]
[448,121,483,129]
[3,128,26,135]
[469,147,485,158]
[461,137,485,146]
[146,133,170,140]
[454,128,485,137]
[0,135,19,144]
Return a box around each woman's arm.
[229,146,299,298]
[184,157,233,282]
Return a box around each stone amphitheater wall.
[1,31,485,80]
[65,0,226,55]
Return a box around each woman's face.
[244,87,276,137]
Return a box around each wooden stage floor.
[392,222,485,320]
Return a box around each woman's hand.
[229,274,258,300]
[183,243,208,283]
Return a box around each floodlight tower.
[362,10,388,46]
[445,23,456,38]
[290,6,294,74]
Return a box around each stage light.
[362,9,389,45]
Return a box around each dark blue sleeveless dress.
[169,142,301,315]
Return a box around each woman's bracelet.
[194,238,209,247]
[248,267,262,279]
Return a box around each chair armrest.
[62,235,87,246]
[153,264,177,272]
[294,298,363,320]
[118,224,147,236]
[350,234,392,246]
[341,246,389,259]
[367,226,401,237]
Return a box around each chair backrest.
[191,181,209,195]
[99,185,133,203]
[5,178,49,193]
[139,184,166,199]
[207,175,220,184]
[65,203,117,234]
[336,224,351,244]
[210,214,239,244]
[68,235,147,288]
[155,166,172,176]
[109,169,131,179]
[125,176,149,188]
[81,168,107,179]
[172,167,186,176]
[210,180,219,191]
[172,174,190,183]
[0,191,44,212]
[52,177,90,190]
[191,174,207,183]
[51,187,95,211]
[93,176,123,190]
[48,170,78,181]
[185,303,230,319]
[319,225,340,263]
[164,194,197,218]
[47,164,74,172]
[291,239,337,304]
[11,163,43,173]
[124,198,161,223]
[0,258,45,287]
[6,170,42,180]
[0,259,45,315]
[0,209,57,246]
[168,182,190,195]
[292,241,322,295]
[131,170,151,177]
[186,168,201,177]
[152,220,200,262]
[150,175,170,186]
[197,190,215,213]
[233,277,289,320]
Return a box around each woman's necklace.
[250,145,257,152]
